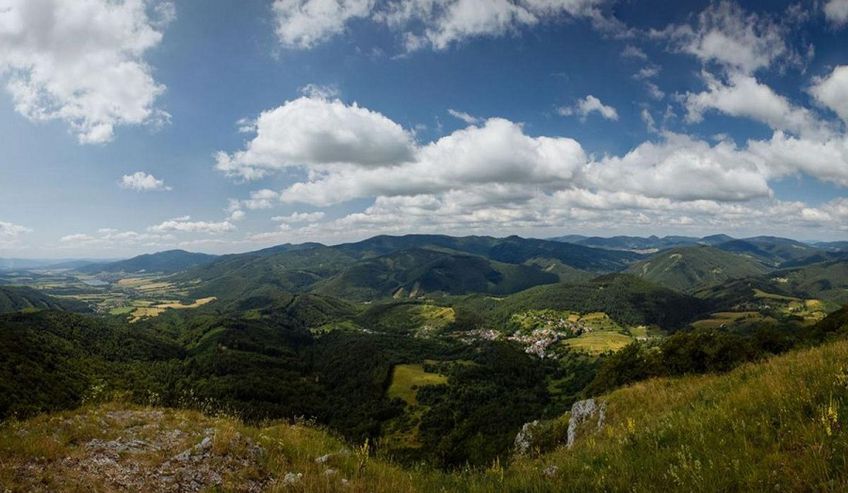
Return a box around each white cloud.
[278,117,587,205]
[0,0,172,144]
[825,0,848,27]
[272,211,326,223]
[746,131,848,187]
[558,95,619,121]
[447,108,481,124]
[119,171,171,191]
[645,81,665,100]
[148,216,235,234]
[0,220,31,245]
[59,229,173,248]
[633,65,660,80]
[657,1,787,74]
[810,65,848,124]
[239,189,280,210]
[640,108,657,133]
[246,191,848,246]
[272,0,374,49]
[215,95,416,180]
[684,72,824,137]
[391,0,608,51]
[300,83,341,99]
[217,94,848,242]
[621,44,647,60]
[273,0,608,51]
[586,133,772,202]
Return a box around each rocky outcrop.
[567,398,606,448]
[514,420,541,455]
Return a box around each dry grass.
[3,340,848,491]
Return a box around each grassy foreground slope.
[3,335,848,491]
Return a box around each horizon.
[1,0,848,258]
[3,231,844,261]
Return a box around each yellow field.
[691,311,775,330]
[564,330,633,354]
[753,288,798,301]
[387,364,448,406]
[129,297,216,323]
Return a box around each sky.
[1,0,847,258]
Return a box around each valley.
[1,233,847,491]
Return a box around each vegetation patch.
[564,330,634,354]
[387,364,448,406]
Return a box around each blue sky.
[1,0,847,258]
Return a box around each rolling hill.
[78,250,218,275]
[626,245,771,292]
[715,236,822,266]
[769,260,848,304]
[178,235,640,302]
[314,248,559,301]
[458,274,709,330]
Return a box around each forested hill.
[0,286,90,314]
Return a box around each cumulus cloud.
[215,95,416,180]
[810,65,848,124]
[59,228,173,248]
[148,216,235,234]
[272,211,326,223]
[272,0,373,48]
[386,0,605,50]
[245,191,848,247]
[558,95,619,121]
[746,132,848,187]
[277,117,586,205]
[0,220,31,245]
[119,171,171,191]
[0,0,173,144]
[235,189,280,210]
[273,0,609,51]
[217,90,848,243]
[825,0,848,27]
[585,133,772,201]
[684,72,824,137]
[656,1,787,74]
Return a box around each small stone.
[543,465,559,477]
[282,472,303,486]
[198,436,213,450]
[315,453,332,464]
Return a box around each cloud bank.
[0,0,173,143]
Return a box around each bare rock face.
[567,398,606,448]
[514,420,541,456]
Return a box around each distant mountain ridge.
[178,234,642,301]
[550,234,733,251]
[0,258,108,271]
[78,250,218,275]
